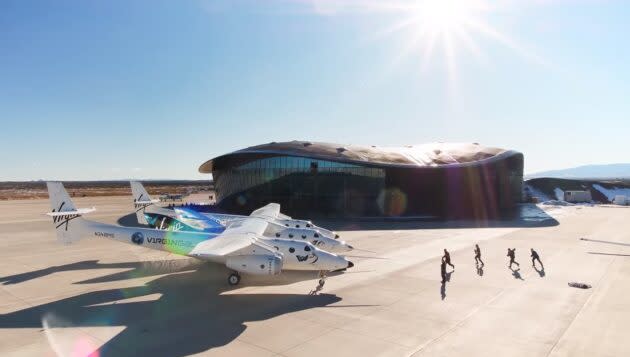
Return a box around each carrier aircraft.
[46,182,353,286]
[130,181,353,253]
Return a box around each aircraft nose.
[347,261,354,269]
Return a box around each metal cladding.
[200,141,524,219]
[199,141,513,172]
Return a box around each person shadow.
[476,263,484,277]
[534,265,546,277]
[440,270,454,300]
[510,266,524,280]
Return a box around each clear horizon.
[3,0,629,181]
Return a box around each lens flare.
[42,313,101,357]
[378,187,408,216]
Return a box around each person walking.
[531,248,544,269]
[440,259,447,284]
[442,249,454,269]
[474,244,484,266]
[507,248,520,269]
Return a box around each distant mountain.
[527,164,630,179]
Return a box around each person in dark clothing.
[442,249,454,269]
[440,260,447,284]
[531,248,543,269]
[507,248,520,269]
[474,244,484,266]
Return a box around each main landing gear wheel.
[228,273,241,286]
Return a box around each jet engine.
[226,255,282,275]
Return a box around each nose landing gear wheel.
[228,273,241,286]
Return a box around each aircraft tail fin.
[45,182,94,244]
[130,181,158,225]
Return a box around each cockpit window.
[306,224,312,227]
[304,246,311,252]
[285,224,289,227]
[275,233,280,237]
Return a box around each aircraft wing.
[188,217,270,258]
[249,203,281,220]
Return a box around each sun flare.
[410,0,477,34]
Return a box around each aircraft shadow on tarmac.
[0,259,204,285]
[587,252,630,257]
[0,261,356,356]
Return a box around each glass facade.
[211,152,524,219]
[213,155,385,217]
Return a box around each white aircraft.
[47,182,353,286]
[130,181,353,253]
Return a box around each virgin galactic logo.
[131,232,144,245]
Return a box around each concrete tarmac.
[0,197,629,356]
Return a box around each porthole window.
[285,224,289,227]
[302,235,307,239]
[260,264,265,269]
[275,233,280,237]
[296,225,300,228]
[314,233,319,238]
[289,247,295,253]
[289,234,294,238]
[304,246,311,252]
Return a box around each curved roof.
[199,141,520,173]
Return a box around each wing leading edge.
[249,203,281,220]
[188,217,271,259]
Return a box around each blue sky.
[2,0,629,180]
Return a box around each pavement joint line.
[406,284,510,356]
[318,281,441,348]
[270,321,337,354]
[281,278,434,352]
[233,336,283,355]
[544,254,617,356]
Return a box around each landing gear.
[228,273,241,286]
[309,270,328,295]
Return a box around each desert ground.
[0,181,211,200]
[0,196,629,356]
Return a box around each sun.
[410,0,477,34]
